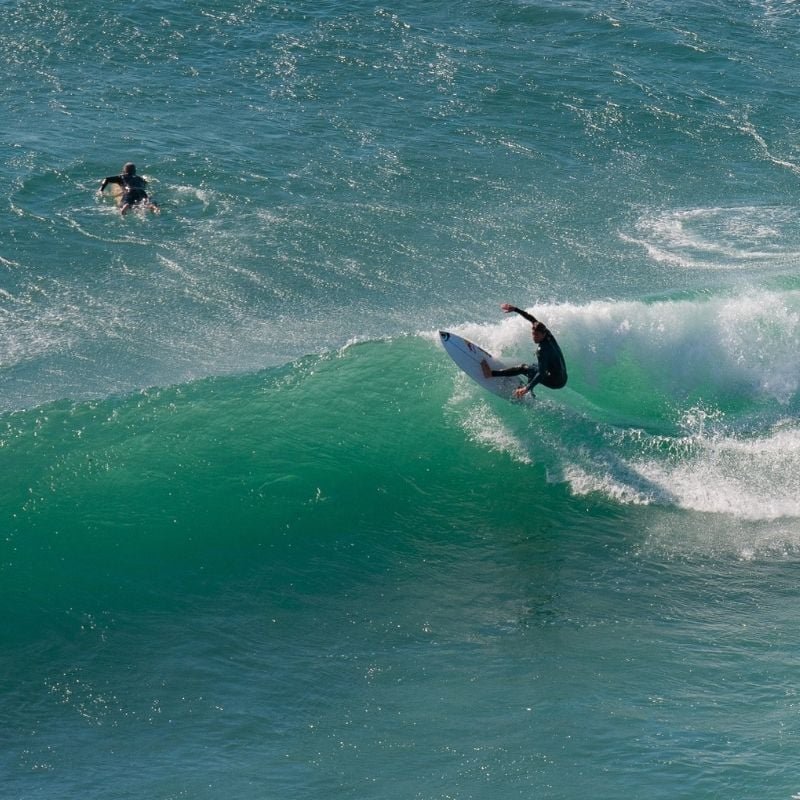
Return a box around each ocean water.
[3,1,800,797]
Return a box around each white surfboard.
[439,330,527,401]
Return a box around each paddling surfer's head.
[122,162,136,176]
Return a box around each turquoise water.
[3,1,800,798]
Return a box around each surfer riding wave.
[480,303,567,399]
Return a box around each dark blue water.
[3,2,800,798]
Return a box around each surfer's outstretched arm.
[98,175,122,194]
[500,303,538,325]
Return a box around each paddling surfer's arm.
[98,175,123,193]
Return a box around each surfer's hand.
[500,303,515,313]
[512,386,527,399]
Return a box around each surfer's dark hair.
[123,162,136,175]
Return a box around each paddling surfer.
[480,303,567,399]
[99,162,159,215]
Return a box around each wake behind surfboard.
[439,330,527,401]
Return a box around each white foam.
[636,423,800,520]
[445,290,800,406]
[564,417,800,521]
[621,205,800,269]
[564,290,800,404]
[438,292,800,521]
[459,402,533,465]
[444,373,532,465]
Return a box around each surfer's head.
[531,321,548,342]
[122,162,136,175]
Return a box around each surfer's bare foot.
[480,359,492,379]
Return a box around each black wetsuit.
[490,307,568,393]
[102,173,149,206]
